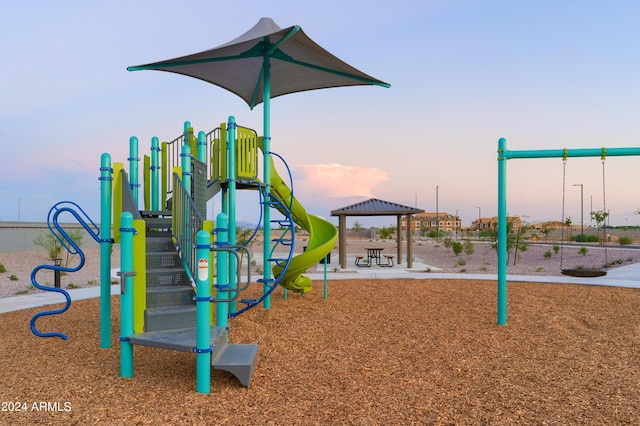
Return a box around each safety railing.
[172,172,204,284]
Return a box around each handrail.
[172,172,204,285]
[30,201,104,340]
[120,169,142,220]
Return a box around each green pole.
[129,137,139,206]
[215,212,229,332]
[195,230,211,394]
[262,48,272,310]
[151,137,159,211]
[99,153,112,348]
[227,116,237,314]
[120,211,134,377]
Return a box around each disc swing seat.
[560,151,608,277]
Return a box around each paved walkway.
[2,254,639,314]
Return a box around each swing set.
[496,138,640,325]
[559,154,608,278]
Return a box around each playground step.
[144,305,196,332]
[213,343,259,387]
[146,236,176,253]
[127,325,226,352]
[144,216,172,230]
[146,285,195,308]
[146,251,180,268]
[146,267,190,287]
[125,326,258,387]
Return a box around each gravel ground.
[2,240,640,299]
[2,240,640,424]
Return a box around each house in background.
[401,212,462,233]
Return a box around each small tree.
[452,241,463,256]
[463,239,475,259]
[352,221,364,241]
[590,210,609,246]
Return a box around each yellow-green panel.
[143,154,150,211]
[112,162,124,243]
[161,142,168,210]
[237,126,258,179]
[132,219,147,333]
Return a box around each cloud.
[293,163,389,198]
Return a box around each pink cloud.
[295,163,389,198]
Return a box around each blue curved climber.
[30,201,103,340]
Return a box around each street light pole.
[435,185,439,242]
[573,183,584,238]
[455,209,460,239]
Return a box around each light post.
[53,257,62,288]
[435,185,439,242]
[573,184,584,239]
[455,209,460,239]
[476,206,481,234]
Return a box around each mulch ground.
[1,278,639,425]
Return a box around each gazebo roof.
[330,198,424,216]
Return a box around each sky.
[2,0,640,229]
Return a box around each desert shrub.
[463,240,475,258]
[9,274,18,281]
[543,250,552,259]
[619,235,633,245]
[587,235,599,243]
[579,247,588,256]
[0,263,6,273]
[574,234,587,242]
[457,258,466,266]
[552,244,560,254]
[452,241,463,256]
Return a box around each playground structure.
[30,117,337,393]
[496,138,640,325]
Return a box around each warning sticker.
[197,258,208,281]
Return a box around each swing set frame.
[496,138,640,325]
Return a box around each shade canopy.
[127,17,390,109]
[331,198,424,269]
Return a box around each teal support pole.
[215,213,229,332]
[497,138,508,325]
[262,52,272,310]
[183,121,191,142]
[181,144,192,195]
[119,212,135,377]
[197,130,207,164]
[227,117,238,314]
[323,256,328,300]
[195,230,212,394]
[100,153,113,348]
[129,137,139,206]
[151,136,160,211]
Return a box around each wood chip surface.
[1,278,639,424]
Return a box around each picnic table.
[355,247,394,267]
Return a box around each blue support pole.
[195,230,212,394]
[99,153,113,348]
[227,117,238,314]
[497,138,507,325]
[129,137,139,206]
[215,213,229,333]
[119,212,135,378]
[151,136,160,211]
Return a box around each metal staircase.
[123,210,258,387]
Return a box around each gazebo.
[330,198,425,269]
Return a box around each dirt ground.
[1,278,639,425]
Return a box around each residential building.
[401,212,462,232]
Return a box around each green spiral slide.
[268,157,337,294]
